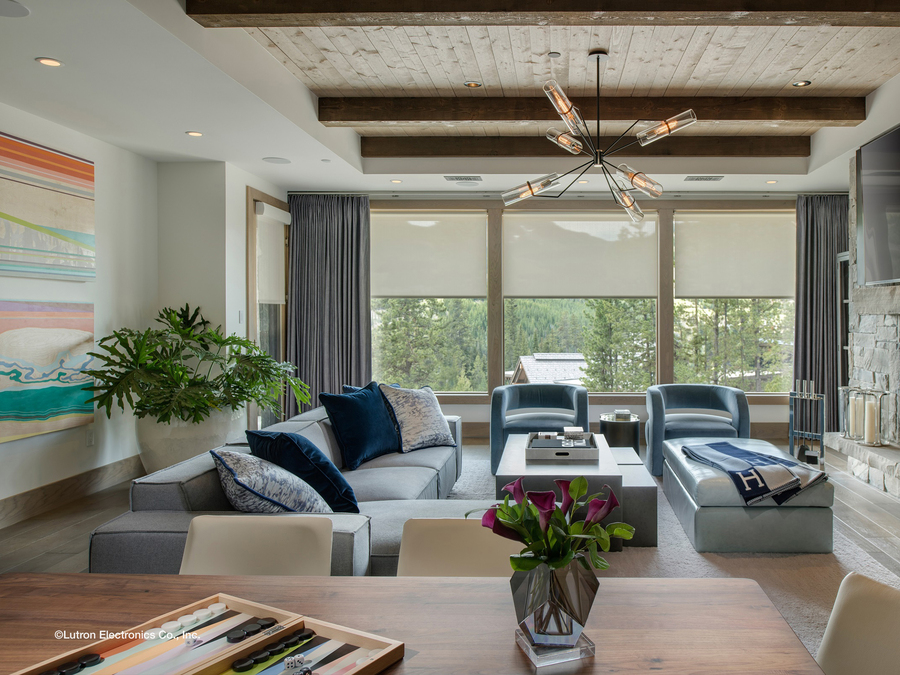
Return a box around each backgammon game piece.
[12,594,404,675]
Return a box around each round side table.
[599,413,640,453]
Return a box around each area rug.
[447,447,900,655]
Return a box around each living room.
[1,1,899,674]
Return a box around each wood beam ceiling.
[319,97,865,127]
[186,1,900,27]
[361,136,811,158]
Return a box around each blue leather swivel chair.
[490,384,590,475]
[645,384,750,476]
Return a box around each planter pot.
[135,408,247,474]
[510,554,599,666]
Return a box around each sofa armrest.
[90,511,371,577]
[444,415,463,482]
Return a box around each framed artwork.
[0,300,95,443]
[0,131,95,280]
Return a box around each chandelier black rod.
[535,161,595,199]
[603,119,641,156]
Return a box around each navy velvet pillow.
[320,381,400,470]
[246,430,359,513]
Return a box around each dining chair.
[397,518,523,577]
[817,572,900,675]
[179,515,333,576]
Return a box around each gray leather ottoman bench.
[662,437,833,553]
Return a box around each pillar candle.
[848,393,857,437]
[865,399,878,445]
[855,395,865,440]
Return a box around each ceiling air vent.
[684,175,724,182]
[445,175,483,186]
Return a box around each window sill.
[436,392,790,406]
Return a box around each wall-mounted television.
[857,124,900,286]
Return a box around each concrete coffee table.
[495,433,657,547]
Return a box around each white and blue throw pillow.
[210,449,333,514]
[378,384,455,453]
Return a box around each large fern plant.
[84,305,310,424]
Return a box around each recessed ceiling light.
[464,81,482,88]
[0,0,29,18]
[766,180,778,184]
[185,131,203,137]
[35,57,62,67]
[548,51,561,59]
[390,179,402,184]
[792,80,812,88]
[262,156,291,164]
[578,180,589,184]
[321,159,331,163]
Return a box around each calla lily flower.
[482,506,524,543]
[503,477,526,505]
[555,479,574,515]
[585,487,620,529]
[527,490,558,533]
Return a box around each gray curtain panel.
[794,194,849,432]
[286,195,371,415]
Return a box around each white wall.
[0,102,158,501]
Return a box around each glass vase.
[510,554,598,667]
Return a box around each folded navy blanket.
[682,441,827,506]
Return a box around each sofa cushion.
[378,385,455,453]
[358,499,498,576]
[246,430,359,513]
[342,466,438,502]
[210,450,333,514]
[131,452,236,512]
[663,437,834,508]
[664,413,736,438]
[359,446,457,499]
[320,381,400,470]
[89,510,371,577]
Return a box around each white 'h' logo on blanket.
[738,468,766,492]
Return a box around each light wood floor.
[2,448,900,577]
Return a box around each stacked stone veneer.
[828,157,900,497]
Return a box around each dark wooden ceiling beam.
[320,96,865,126]
[361,136,810,158]
[186,1,900,27]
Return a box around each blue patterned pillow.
[378,384,455,452]
[210,449,333,514]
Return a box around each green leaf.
[548,550,576,570]
[591,523,611,552]
[568,476,588,501]
[509,556,544,572]
[606,522,635,540]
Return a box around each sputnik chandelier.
[501,49,697,222]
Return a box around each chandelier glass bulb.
[546,128,584,155]
[501,173,561,206]
[543,80,585,137]
[613,188,645,223]
[617,164,663,198]
[636,109,697,146]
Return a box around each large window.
[370,212,487,391]
[502,212,657,392]
[673,211,796,392]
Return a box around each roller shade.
[674,211,796,298]
[502,212,658,297]
[257,217,286,305]
[371,211,487,297]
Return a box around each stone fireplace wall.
[848,156,900,447]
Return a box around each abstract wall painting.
[0,131,96,280]
[0,300,95,444]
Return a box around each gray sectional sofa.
[90,407,494,576]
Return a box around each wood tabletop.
[0,573,823,675]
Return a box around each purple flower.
[555,479,574,515]
[482,506,524,543]
[503,477,526,505]
[527,490,558,533]
[585,486,620,529]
